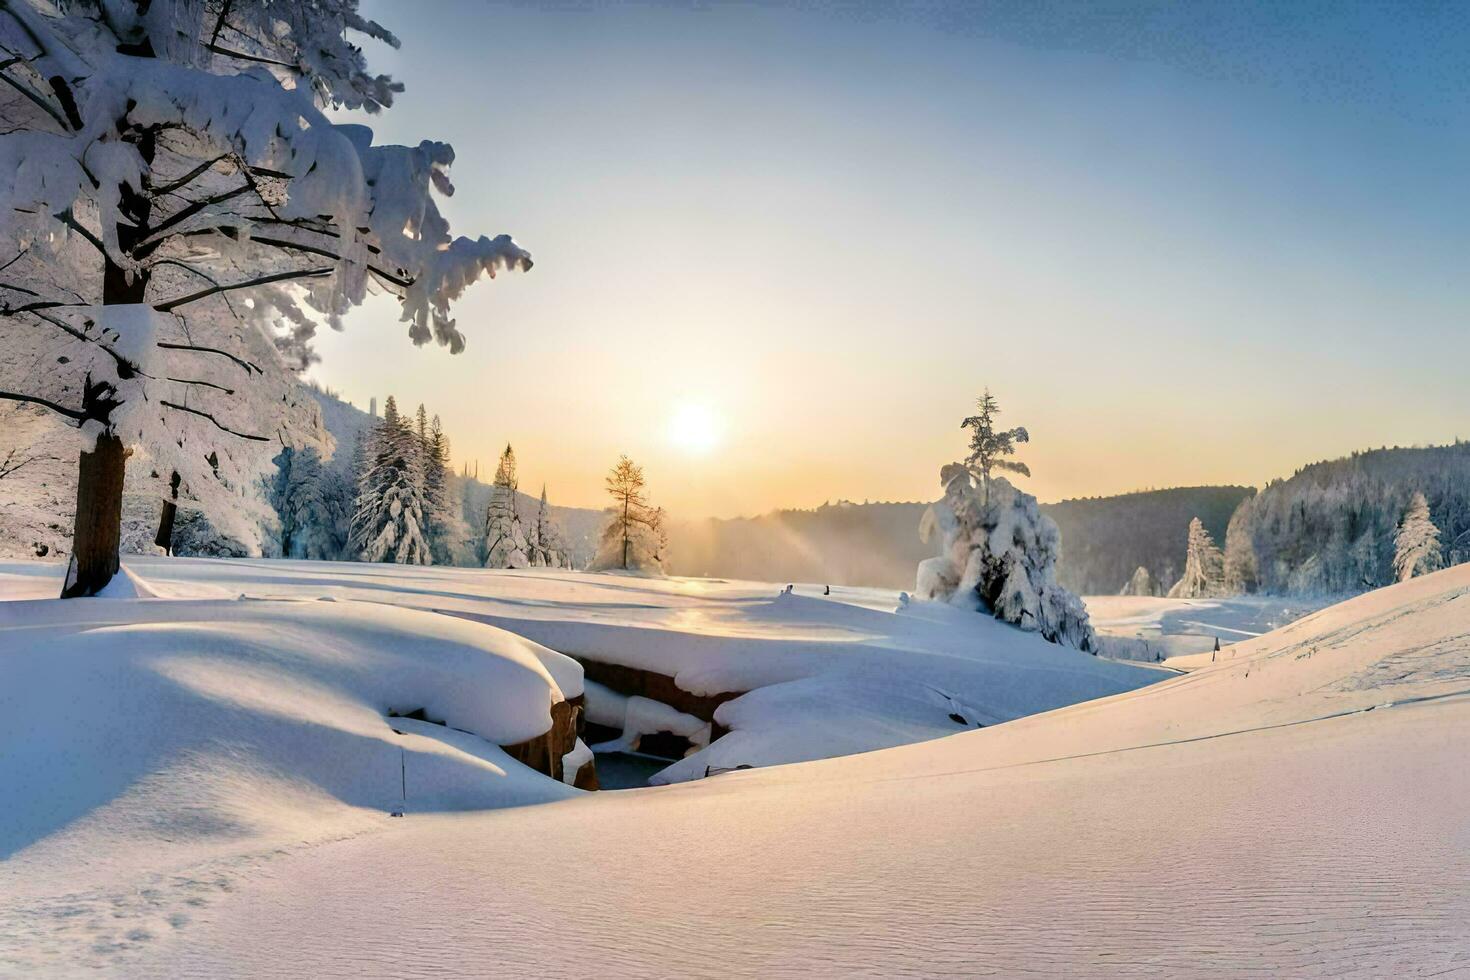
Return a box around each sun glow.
[668,402,722,455]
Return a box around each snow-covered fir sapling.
[0,0,531,596]
[917,393,1095,651]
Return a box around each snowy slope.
[3,560,1467,974]
[134,563,1470,977]
[1087,593,1332,658]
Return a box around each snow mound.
[0,594,579,905]
[92,564,159,598]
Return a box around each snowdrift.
[2,557,1159,786]
[0,593,579,890]
[104,563,1470,976]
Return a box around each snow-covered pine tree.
[421,414,465,564]
[1392,491,1442,583]
[270,446,317,558]
[0,1,531,595]
[1167,517,1227,598]
[590,455,664,573]
[350,396,429,564]
[962,389,1030,507]
[316,457,356,561]
[269,444,345,560]
[483,443,528,568]
[527,483,560,567]
[916,465,1095,651]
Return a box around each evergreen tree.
[421,414,461,564]
[270,446,333,559]
[351,397,430,564]
[1168,517,1227,598]
[962,389,1030,506]
[528,484,568,568]
[483,444,529,568]
[1393,492,1442,582]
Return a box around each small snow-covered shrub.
[917,465,1096,652]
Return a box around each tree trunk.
[60,124,154,596]
[154,471,181,555]
[154,500,177,555]
[622,495,630,570]
[62,432,127,598]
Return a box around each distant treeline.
[1223,443,1470,595]
[666,487,1253,594]
[668,443,1470,598]
[1044,487,1254,594]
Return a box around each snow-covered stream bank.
[3,558,1468,974]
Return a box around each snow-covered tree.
[1167,517,1227,598]
[527,483,569,568]
[1392,491,1442,583]
[351,396,429,564]
[1221,500,1259,595]
[590,454,663,573]
[917,465,1095,651]
[483,443,528,568]
[0,1,531,595]
[269,444,347,560]
[420,413,465,564]
[1119,565,1158,597]
[962,389,1029,506]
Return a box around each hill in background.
[665,487,1254,594]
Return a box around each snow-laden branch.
[160,399,269,441]
[154,267,334,312]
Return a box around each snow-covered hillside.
[3,559,1467,974]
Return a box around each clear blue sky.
[313,1,1470,518]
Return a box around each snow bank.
[0,589,580,903]
[2,558,1157,790]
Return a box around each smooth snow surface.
[1087,593,1333,658]
[4,558,1468,975]
[4,557,1160,784]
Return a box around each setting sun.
[668,402,722,455]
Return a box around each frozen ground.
[3,558,1468,975]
